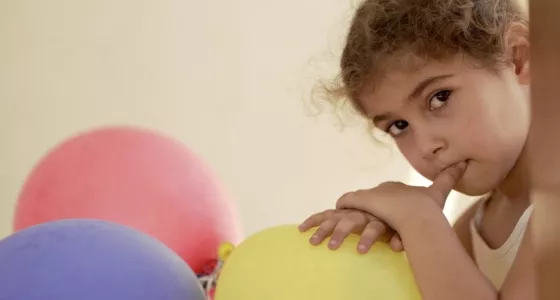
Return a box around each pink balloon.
[14,126,241,274]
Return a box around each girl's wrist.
[397,202,449,236]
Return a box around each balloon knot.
[197,242,236,299]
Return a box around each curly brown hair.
[322,0,528,119]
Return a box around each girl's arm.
[400,209,535,300]
[399,209,496,300]
[334,167,533,300]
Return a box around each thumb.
[427,161,466,207]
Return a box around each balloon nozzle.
[197,242,236,299]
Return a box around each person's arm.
[399,209,496,300]
[402,208,535,300]
[334,169,527,299]
[527,1,560,299]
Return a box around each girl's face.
[359,55,530,196]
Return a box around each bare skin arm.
[401,200,534,300]
[527,1,560,299]
[398,208,495,300]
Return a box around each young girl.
[298,0,533,299]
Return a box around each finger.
[428,161,467,206]
[390,234,404,252]
[336,191,368,211]
[328,216,363,250]
[298,209,334,232]
[335,192,355,210]
[309,216,339,245]
[357,220,387,254]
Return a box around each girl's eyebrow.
[408,74,455,100]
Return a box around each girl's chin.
[454,172,497,197]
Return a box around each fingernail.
[357,244,367,253]
[328,239,339,248]
[309,235,319,245]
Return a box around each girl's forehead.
[365,56,460,91]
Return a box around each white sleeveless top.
[469,202,534,290]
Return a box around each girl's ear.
[507,22,530,85]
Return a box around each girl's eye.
[429,90,452,110]
[386,120,408,137]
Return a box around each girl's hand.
[299,161,465,253]
[298,208,403,253]
[336,162,466,232]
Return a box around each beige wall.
[0,0,472,239]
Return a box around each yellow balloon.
[214,224,422,300]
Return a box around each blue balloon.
[0,219,207,300]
